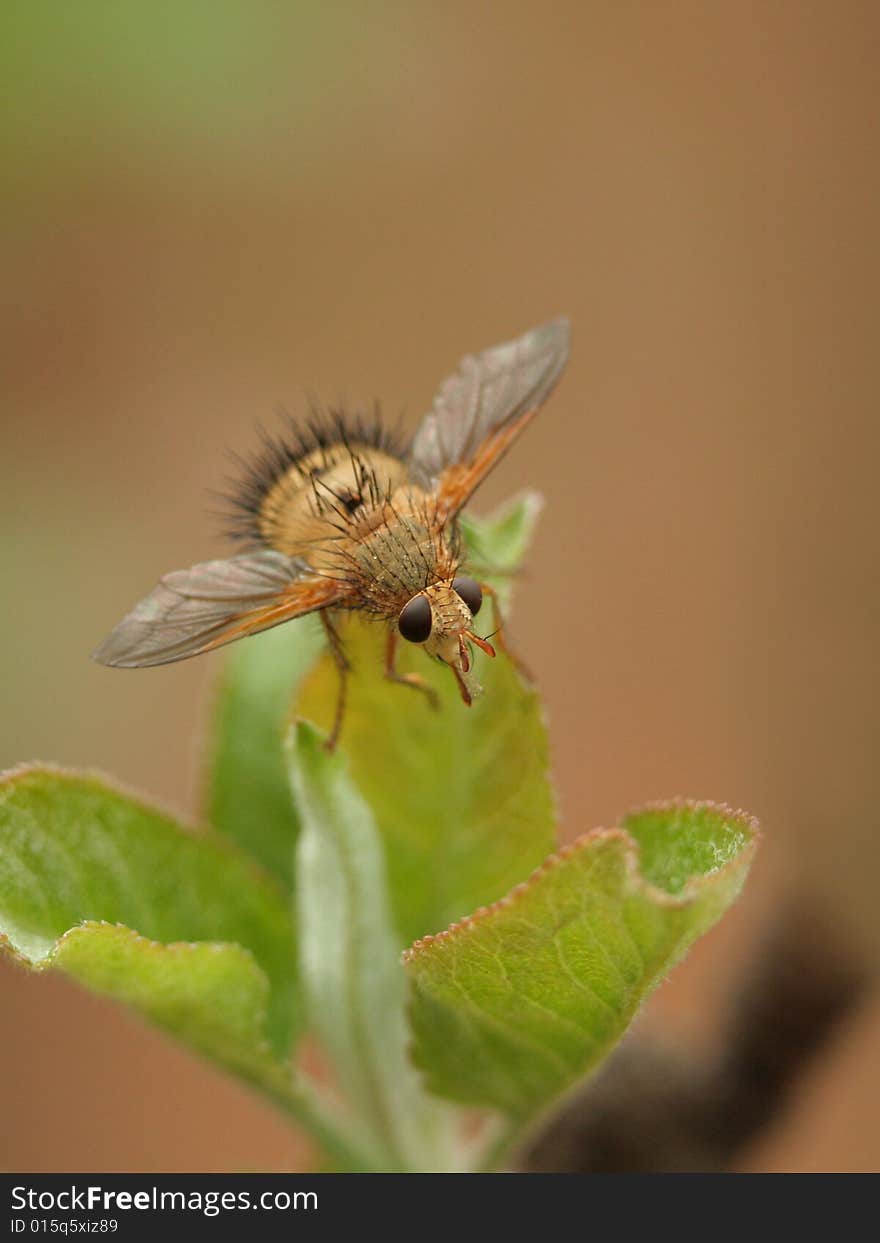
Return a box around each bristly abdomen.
[220,402,410,547]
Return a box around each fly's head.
[397,575,495,705]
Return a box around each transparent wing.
[93,550,340,668]
[409,318,570,517]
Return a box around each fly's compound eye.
[452,576,483,617]
[398,594,433,643]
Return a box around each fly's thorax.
[349,504,458,614]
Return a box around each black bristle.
[218,402,409,546]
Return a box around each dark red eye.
[452,576,482,617]
[398,594,433,643]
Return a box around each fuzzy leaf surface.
[405,801,759,1122]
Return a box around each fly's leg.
[480,582,533,682]
[384,628,439,710]
[320,610,349,752]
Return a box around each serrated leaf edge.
[0,920,289,1097]
[403,798,760,960]
[0,917,269,981]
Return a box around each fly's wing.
[93,550,340,668]
[408,318,570,520]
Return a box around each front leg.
[384,628,439,710]
[320,610,350,752]
[480,581,533,682]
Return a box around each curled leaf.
[405,801,759,1123]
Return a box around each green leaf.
[404,800,760,1128]
[287,721,457,1171]
[0,765,298,1060]
[296,628,554,946]
[0,765,386,1167]
[49,923,291,1093]
[204,615,323,885]
[294,495,555,946]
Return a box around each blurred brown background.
[2,1,878,1172]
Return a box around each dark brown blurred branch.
[523,897,871,1172]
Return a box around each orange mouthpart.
[465,631,496,659]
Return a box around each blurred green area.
[3,4,354,173]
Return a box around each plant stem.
[474,1119,523,1172]
[249,1068,388,1172]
